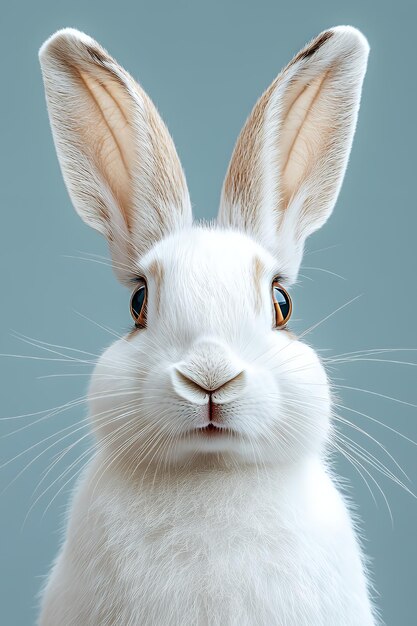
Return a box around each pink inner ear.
[78,68,136,229]
[278,71,329,209]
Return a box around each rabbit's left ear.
[218,27,369,283]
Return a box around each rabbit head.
[39,27,369,468]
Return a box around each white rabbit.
[38,26,377,625]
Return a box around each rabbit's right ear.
[39,29,192,284]
[218,27,369,284]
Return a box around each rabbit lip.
[193,423,235,437]
[202,423,222,434]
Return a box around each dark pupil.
[274,287,289,320]
[132,286,146,318]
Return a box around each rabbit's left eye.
[130,281,147,328]
[272,281,292,328]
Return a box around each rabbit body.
[38,24,376,626]
[39,455,374,626]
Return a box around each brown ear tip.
[295,30,334,62]
[291,26,369,67]
[84,43,107,65]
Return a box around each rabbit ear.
[39,29,192,283]
[218,26,369,283]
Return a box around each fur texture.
[38,26,376,625]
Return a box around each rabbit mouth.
[192,423,236,437]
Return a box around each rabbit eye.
[130,281,147,328]
[272,281,292,328]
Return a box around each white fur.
[38,26,376,626]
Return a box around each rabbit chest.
[40,457,375,626]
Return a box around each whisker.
[334,403,417,447]
[335,385,417,410]
[301,265,346,281]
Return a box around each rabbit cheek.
[273,344,332,461]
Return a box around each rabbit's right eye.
[130,282,147,328]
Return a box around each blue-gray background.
[1,0,416,624]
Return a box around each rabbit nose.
[170,342,247,405]
[171,367,247,405]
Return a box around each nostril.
[176,370,208,395]
[212,369,247,404]
[170,367,209,405]
[216,370,246,393]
